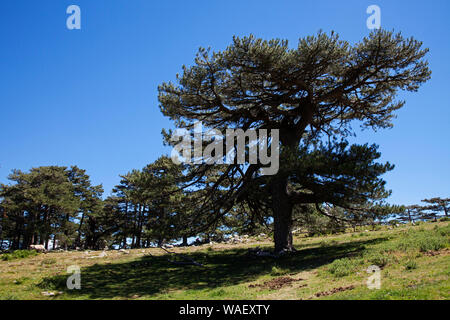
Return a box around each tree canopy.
[158,30,431,252]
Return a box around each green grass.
[327,258,360,277]
[0,221,448,300]
[404,259,418,271]
[1,250,39,261]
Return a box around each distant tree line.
[1,159,447,251]
[0,159,265,250]
[398,198,449,224]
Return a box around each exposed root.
[247,247,296,258]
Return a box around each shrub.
[270,265,289,276]
[319,240,329,247]
[417,236,446,252]
[396,239,413,251]
[392,225,449,252]
[367,253,390,268]
[327,258,357,277]
[1,250,38,261]
[13,277,30,285]
[437,224,450,236]
[404,260,418,270]
[209,288,227,298]
[38,276,67,290]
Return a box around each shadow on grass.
[39,238,387,299]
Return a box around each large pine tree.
[157,30,431,252]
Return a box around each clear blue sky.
[0,0,449,206]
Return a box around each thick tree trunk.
[272,177,294,253]
[12,237,19,250]
[131,205,138,248]
[15,216,24,249]
[64,213,70,250]
[182,235,188,247]
[75,212,85,247]
[135,204,144,248]
[53,234,57,250]
[45,236,49,250]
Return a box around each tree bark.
[75,212,85,247]
[53,234,57,250]
[182,235,188,247]
[135,204,144,248]
[45,237,49,250]
[272,177,294,253]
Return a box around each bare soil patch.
[312,285,355,298]
[423,248,449,257]
[249,276,305,290]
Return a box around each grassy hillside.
[0,221,449,300]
